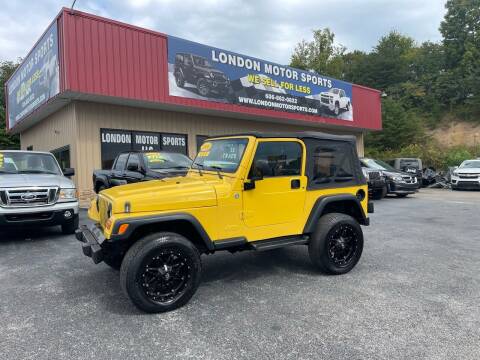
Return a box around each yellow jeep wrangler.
[77,132,373,313]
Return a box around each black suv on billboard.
[174,53,230,98]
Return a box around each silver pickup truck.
[0,150,79,234]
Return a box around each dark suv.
[361,158,419,198]
[174,53,230,98]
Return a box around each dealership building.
[5,8,382,206]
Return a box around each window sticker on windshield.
[200,142,212,152]
[145,152,166,163]
[0,154,3,168]
[197,151,210,157]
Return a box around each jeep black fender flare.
[303,194,369,234]
[110,213,215,251]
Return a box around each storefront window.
[51,145,71,171]
[100,129,189,170]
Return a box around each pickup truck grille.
[0,187,59,208]
[320,95,332,105]
[458,173,479,179]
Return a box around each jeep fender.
[110,213,215,251]
[303,194,369,234]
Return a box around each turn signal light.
[118,224,129,235]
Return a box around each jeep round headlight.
[58,188,77,202]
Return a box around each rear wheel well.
[127,220,209,254]
[321,200,364,224]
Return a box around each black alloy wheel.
[140,248,193,305]
[309,213,364,275]
[326,224,359,268]
[120,232,202,313]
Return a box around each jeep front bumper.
[76,224,105,264]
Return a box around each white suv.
[451,159,480,190]
[0,151,79,233]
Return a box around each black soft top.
[212,131,356,144]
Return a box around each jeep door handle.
[291,179,301,189]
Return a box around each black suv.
[174,53,230,98]
[361,158,419,198]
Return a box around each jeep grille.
[0,187,59,208]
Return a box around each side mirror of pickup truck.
[127,163,143,173]
[63,168,75,177]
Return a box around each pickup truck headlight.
[58,188,77,202]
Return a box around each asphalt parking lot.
[1,188,479,360]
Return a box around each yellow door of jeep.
[243,140,307,228]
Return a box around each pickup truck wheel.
[61,216,79,235]
[334,102,340,116]
[308,213,363,275]
[120,232,201,313]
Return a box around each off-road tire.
[120,232,202,313]
[308,213,363,275]
[197,79,210,97]
[175,72,185,88]
[61,216,79,235]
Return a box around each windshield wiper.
[209,165,223,179]
[192,162,204,176]
[169,166,190,170]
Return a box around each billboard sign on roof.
[6,21,60,129]
[167,36,353,121]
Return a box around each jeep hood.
[102,176,217,214]
[0,173,74,189]
[197,66,224,75]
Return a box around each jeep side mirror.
[244,180,255,191]
[63,168,75,177]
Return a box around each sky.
[0,0,447,65]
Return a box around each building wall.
[20,101,364,207]
[19,102,79,181]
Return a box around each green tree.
[0,61,20,149]
[440,0,480,107]
[365,98,424,151]
[290,28,346,78]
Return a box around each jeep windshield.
[460,160,480,169]
[193,56,213,68]
[192,138,249,173]
[0,152,61,175]
[143,152,192,171]
[361,158,397,172]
